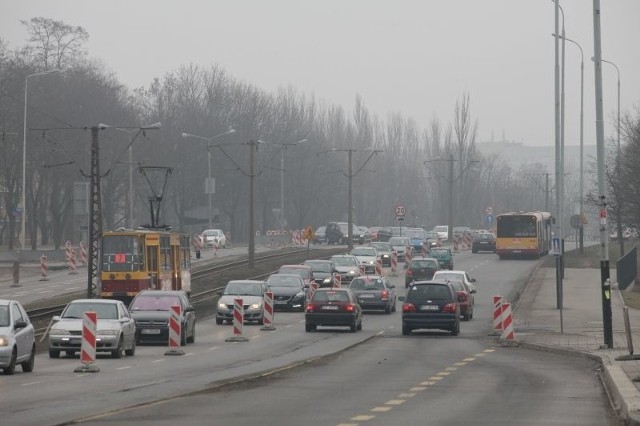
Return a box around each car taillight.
[380,290,389,300]
[456,291,467,302]
[306,303,316,312]
[402,303,416,313]
[345,304,355,312]
[442,303,457,313]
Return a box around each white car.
[0,299,35,374]
[433,270,477,293]
[432,225,449,241]
[216,280,268,325]
[49,299,136,359]
[351,246,379,274]
[201,229,227,248]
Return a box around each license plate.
[274,300,287,304]
[480,242,488,244]
[420,305,439,311]
[141,328,161,335]
[321,305,339,310]
[359,294,374,298]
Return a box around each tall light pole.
[182,128,236,229]
[21,69,63,250]
[273,138,307,229]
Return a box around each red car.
[446,279,475,321]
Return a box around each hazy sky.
[1,1,638,147]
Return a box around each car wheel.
[402,325,412,336]
[305,323,315,332]
[181,329,187,346]
[187,324,196,343]
[112,336,125,359]
[216,318,223,325]
[125,338,136,356]
[463,311,470,321]
[392,301,397,313]
[357,319,362,331]
[49,349,60,359]
[350,319,357,333]
[257,318,264,326]
[21,345,35,373]
[3,348,17,375]
[385,304,391,315]
[451,322,460,336]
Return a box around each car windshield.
[350,277,385,290]
[268,276,302,288]
[351,248,376,256]
[389,237,409,246]
[0,306,9,327]
[371,243,390,252]
[62,302,118,320]
[407,284,452,301]
[305,262,332,273]
[130,295,180,311]
[332,256,357,267]
[224,282,263,296]
[312,291,349,302]
[429,249,449,256]
[279,267,310,278]
[412,259,438,268]
[407,230,426,239]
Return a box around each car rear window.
[411,259,438,268]
[312,291,349,302]
[350,278,385,290]
[130,295,180,311]
[406,284,452,302]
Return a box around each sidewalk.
[513,265,640,425]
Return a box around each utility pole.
[249,139,256,268]
[592,0,613,348]
[87,126,102,298]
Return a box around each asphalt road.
[0,249,620,425]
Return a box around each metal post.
[248,140,256,268]
[448,154,454,242]
[128,141,134,228]
[593,0,613,348]
[347,150,353,250]
[281,146,285,229]
[208,147,212,229]
[88,126,102,298]
[554,0,563,310]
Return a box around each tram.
[100,228,191,303]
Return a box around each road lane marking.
[208,346,219,351]
[420,381,436,386]
[116,366,132,370]
[454,362,466,366]
[185,352,195,356]
[376,331,385,336]
[385,399,406,405]
[285,324,293,328]
[445,367,457,371]
[371,406,392,412]
[436,371,450,376]
[429,376,443,381]
[474,353,486,357]
[152,359,165,363]
[252,335,261,339]
[398,392,416,398]
[409,387,426,392]
[22,381,42,386]
[463,357,476,362]
[483,349,496,353]
[351,415,375,421]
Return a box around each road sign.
[395,205,406,217]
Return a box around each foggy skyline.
[1,0,638,148]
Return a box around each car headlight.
[322,277,332,284]
[348,270,357,276]
[218,302,228,310]
[294,292,305,300]
[249,303,262,310]
[0,336,8,346]
[97,330,119,336]
[49,329,70,336]
[382,254,389,258]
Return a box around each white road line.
[152,359,165,363]
[208,346,219,351]
[376,331,385,336]
[22,381,42,386]
[116,366,132,370]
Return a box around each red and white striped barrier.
[359,263,366,275]
[68,249,78,275]
[79,241,87,266]
[224,298,249,342]
[500,302,515,341]
[390,251,398,274]
[421,244,428,257]
[74,311,100,373]
[165,305,185,355]
[40,255,49,281]
[261,291,276,330]
[213,242,219,256]
[292,230,301,246]
[405,246,412,265]
[333,273,341,288]
[375,257,383,276]
[65,240,71,262]
[492,295,504,334]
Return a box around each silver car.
[49,299,136,359]
[0,299,35,374]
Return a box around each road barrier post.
[74,311,100,373]
[40,255,49,281]
[226,298,249,342]
[500,302,515,342]
[261,291,276,331]
[68,249,78,275]
[390,251,398,275]
[165,305,185,355]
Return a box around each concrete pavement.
[513,264,640,425]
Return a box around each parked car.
[266,273,307,311]
[351,246,378,274]
[303,259,338,288]
[0,299,35,374]
[433,270,477,293]
[128,290,196,345]
[400,280,460,336]
[370,241,394,267]
[330,254,362,285]
[201,229,227,248]
[305,288,363,332]
[278,264,315,288]
[405,256,440,287]
[216,280,269,325]
[446,279,475,321]
[348,275,396,314]
[389,236,411,262]
[313,226,327,244]
[428,247,454,270]
[472,233,496,253]
[325,222,350,245]
[49,299,136,359]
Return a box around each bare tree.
[21,17,88,70]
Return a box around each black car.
[266,273,307,311]
[305,288,363,332]
[405,257,440,287]
[348,275,396,314]
[400,280,460,336]
[128,290,196,345]
[472,233,496,253]
[303,259,338,288]
[325,222,349,245]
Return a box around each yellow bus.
[100,229,191,302]
[495,211,552,259]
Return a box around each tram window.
[102,235,143,272]
[160,235,171,272]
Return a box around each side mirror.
[471,289,477,294]
[14,320,27,330]
[470,278,476,282]
[52,315,61,322]
[185,306,195,312]
[390,284,395,289]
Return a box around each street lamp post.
[21,69,62,250]
[274,138,307,229]
[182,128,236,229]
